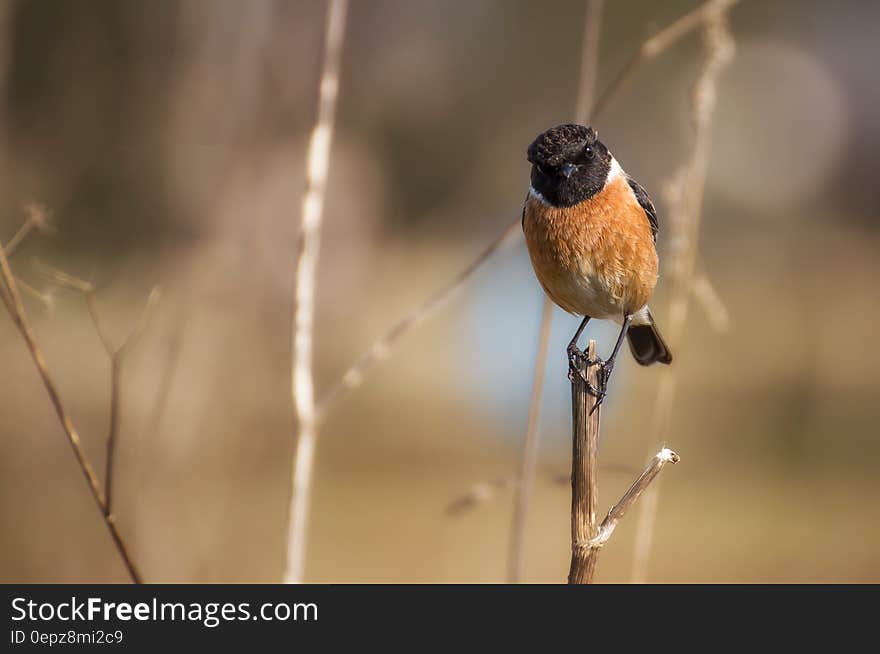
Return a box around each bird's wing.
[626,176,659,241]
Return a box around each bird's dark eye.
[584,146,595,160]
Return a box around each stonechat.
[522,124,672,399]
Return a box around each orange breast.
[522,175,658,319]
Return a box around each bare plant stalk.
[40,266,160,513]
[574,0,605,126]
[0,234,143,583]
[507,0,604,584]
[691,271,730,332]
[630,3,736,584]
[4,204,51,258]
[284,0,348,585]
[568,341,602,584]
[590,448,679,547]
[317,221,520,418]
[567,344,680,583]
[4,220,35,257]
[591,0,738,121]
[96,291,159,513]
[445,462,643,518]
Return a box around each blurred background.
[1,0,878,583]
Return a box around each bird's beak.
[561,163,577,179]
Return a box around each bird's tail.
[627,307,673,366]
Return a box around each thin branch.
[567,343,680,583]
[40,265,160,516]
[630,2,737,583]
[3,203,51,258]
[105,289,159,512]
[568,341,602,584]
[0,234,143,583]
[591,0,738,121]
[316,221,520,418]
[574,0,605,126]
[445,462,640,518]
[691,270,730,332]
[284,0,348,584]
[15,278,55,312]
[590,448,679,549]
[4,220,35,258]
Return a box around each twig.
[0,231,143,583]
[99,289,160,514]
[284,0,348,585]
[316,221,520,418]
[591,0,738,121]
[508,0,605,584]
[3,204,51,258]
[691,270,730,332]
[39,266,160,514]
[589,448,679,548]
[567,343,679,583]
[630,2,737,584]
[568,341,602,584]
[445,462,640,518]
[4,221,35,258]
[16,278,55,312]
[574,0,605,127]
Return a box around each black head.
[526,124,612,207]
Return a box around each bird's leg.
[589,314,633,415]
[566,315,593,366]
[566,315,605,399]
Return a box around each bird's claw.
[567,346,608,412]
[567,345,601,372]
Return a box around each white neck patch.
[606,156,624,185]
[528,185,552,207]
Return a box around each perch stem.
[568,341,602,584]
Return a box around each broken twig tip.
[658,448,680,464]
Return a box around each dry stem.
[0,226,143,583]
[317,221,520,418]
[3,204,51,258]
[567,344,679,583]
[284,0,348,584]
[568,341,602,584]
[591,0,738,121]
[40,265,159,513]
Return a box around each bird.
[521,123,672,400]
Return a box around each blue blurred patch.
[458,242,618,445]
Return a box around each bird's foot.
[567,344,602,372]
[588,360,616,415]
[567,346,607,406]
